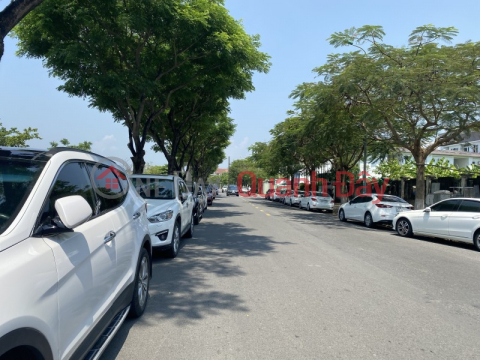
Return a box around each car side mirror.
[55,195,92,229]
[182,192,189,202]
[349,201,352,205]
[424,207,431,213]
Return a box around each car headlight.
[148,210,174,223]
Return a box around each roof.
[399,148,480,158]
[456,132,480,144]
[214,168,228,174]
[129,174,175,179]
[0,146,113,162]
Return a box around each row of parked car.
[265,189,335,212]
[337,194,480,251]
[0,147,215,360]
[266,187,480,252]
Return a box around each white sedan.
[393,198,480,251]
[339,194,413,227]
[285,191,304,206]
[299,191,335,212]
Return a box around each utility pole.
[228,156,230,184]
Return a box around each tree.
[287,82,377,200]
[15,0,269,174]
[321,25,480,208]
[49,138,92,151]
[182,113,235,182]
[0,0,44,61]
[228,158,268,188]
[0,122,40,146]
[143,163,168,175]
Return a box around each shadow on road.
[101,197,289,359]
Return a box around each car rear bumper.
[311,202,334,210]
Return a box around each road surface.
[102,193,480,359]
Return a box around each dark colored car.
[226,184,239,196]
[265,189,274,200]
[190,182,204,225]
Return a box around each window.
[0,158,46,235]
[464,147,469,152]
[180,181,188,195]
[350,197,362,204]
[430,199,461,212]
[37,162,95,231]
[474,145,478,153]
[457,200,480,213]
[380,195,408,203]
[88,164,126,213]
[178,181,183,200]
[131,177,174,200]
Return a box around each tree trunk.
[131,152,145,174]
[0,0,45,62]
[400,178,405,199]
[414,156,426,209]
[340,172,348,204]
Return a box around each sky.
[1,0,480,169]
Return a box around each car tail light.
[311,197,317,202]
[330,200,335,203]
[407,206,414,210]
[375,203,393,208]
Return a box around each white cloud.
[220,136,251,167]
[92,134,119,155]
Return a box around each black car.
[226,184,239,196]
[190,182,204,224]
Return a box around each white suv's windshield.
[0,159,45,234]
[131,177,175,200]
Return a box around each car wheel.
[474,231,480,251]
[364,212,374,228]
[185,214,194,238]
[339,209,346,222]
[167,221,181,258]
[129,248,150,318]
[396,218,413,237]
[307,203,311,211]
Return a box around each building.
[441,132,480,154]
[213,168,228,176]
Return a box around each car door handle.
[133,212,141,220]
[104,231,116,244]
[472,216,480,219]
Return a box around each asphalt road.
[102,193,480,359]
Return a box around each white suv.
[130,174,195,258]
[0,147,152,360]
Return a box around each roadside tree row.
[250,25,480,208]
[11,0,270,178]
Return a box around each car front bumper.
[148,219,175,247]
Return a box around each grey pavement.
[101,193,480,359]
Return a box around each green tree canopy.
[49,138,92,151]
[15,0,270,173]
[320,24,480,208]
[0,122,41,147]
